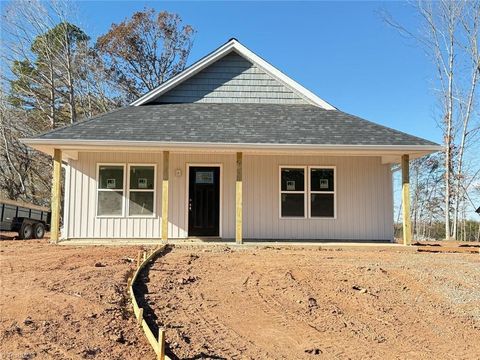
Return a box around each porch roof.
[25,103,439,149]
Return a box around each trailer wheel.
[34,223,45,239]
[19,223,33,240]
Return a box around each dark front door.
[188,166,220,237]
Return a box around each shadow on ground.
[133,245,227,360]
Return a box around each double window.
[280,166,335,219]
[97,164,156,217]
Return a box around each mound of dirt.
[143,246,480,359]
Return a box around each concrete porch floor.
[57,238,415,252]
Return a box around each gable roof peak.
[131,39,336,109]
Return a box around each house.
[22,39,442,244]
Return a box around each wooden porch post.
[402,154,412,245]
[161,151,169,242]
[236,152,243,244]
[50,148,62,244]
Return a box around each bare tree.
[383,0,480,240]
[2,0,60,127]
[0,90,51,205]
[410,154,444,239]
[1,2,196,205]
[452,3,480,238]
[1,1,98,126]
[0,0,111,203]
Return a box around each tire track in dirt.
[188,304,260,359]
[251,270,383,359]
[144,246,480,360]
[246,271,325,357]
[184,278,276,359]
[380,262,478,359]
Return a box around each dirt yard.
[142,245,480,360]
[0,237,152,359]
[1,237,479,360]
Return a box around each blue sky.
[74,0,440,144]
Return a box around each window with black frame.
[280,167,306,218]
[309,168,335,218]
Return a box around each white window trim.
[279,166,307,219]
[308,166,336,219]
[127,164,157,218]
[95,163,157,219]
[96,163,126,218]
[279,165,337,220]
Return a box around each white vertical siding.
[243,155,393,240]
[63,152,236,240]
[64,152,163,240]
[62,152,393,241]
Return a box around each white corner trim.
[130,39,336,109]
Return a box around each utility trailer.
[0,199,51,239]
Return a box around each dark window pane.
[311,194,334,217]
[311,168,334,191]
[130,166,155,190]
[281,193,305,217]
[99,166,124,189]
[129,191,154,216]
[98,191,123,216]
[281,168,304,191]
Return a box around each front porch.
[49,148,414,245]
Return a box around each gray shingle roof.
[32,104,437,146]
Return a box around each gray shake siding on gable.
[153,52,309,104]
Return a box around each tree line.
[1,1,195,206]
